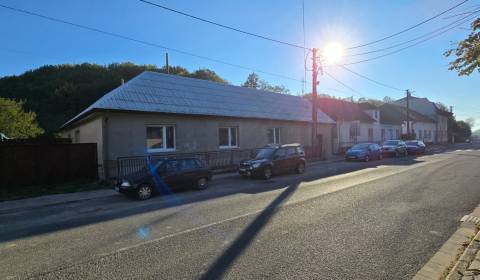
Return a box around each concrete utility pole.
[165,52,170,74]
[406,89,411,138]
[311,48,318,151]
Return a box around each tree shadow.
[199,183,298,280]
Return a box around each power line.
[347,0,470,50]
[0,3,304,83]
[342,13,477,66]
[324,70,365,97]
[345,12,479,58]
[139,0,310,51]
[340,65,404,92]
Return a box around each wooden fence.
[0,143,98,187]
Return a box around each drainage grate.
[460,215,480,225]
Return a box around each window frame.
[219,127,239,149]
[146,125,176,153]
[267,127,281,144]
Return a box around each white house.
[393,96,451,143]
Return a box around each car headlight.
[252,162,261,168]
[120,180,131,187]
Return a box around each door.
[177,159,200,186]
[159,160,181,188]
[272,148,288,174]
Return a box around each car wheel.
[137,184,153,200]
[263,167,272,180]
[364,155,370,162]
[296,162,305,174]
[196,177,208,190]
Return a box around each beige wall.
[60,115,104,164]
[106,112,333,160]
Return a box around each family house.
[316,98,376,153]
[378,103,436,143]
[60,71,335,178]
[393,96,451,143]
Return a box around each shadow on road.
[0,156,425,242]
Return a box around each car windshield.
[406,141,418,145]
[254,148,275,159]
[351,143,370,150]
[384,140,399,145]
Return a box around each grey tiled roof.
[62,71,335,128]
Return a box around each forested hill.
[0,62,228,133]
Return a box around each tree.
[445,17,480,76]
[0,98,43,138]
[0,62,228,133]
[242,72,260,89]
[453,120,472,142]
[382,96,395,103]
[436,102,449,112]
[242,72,290,94]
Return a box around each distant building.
[393,96,451,143]
[378,103,436,143]
[60,71,335,178]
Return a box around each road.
[1,144,479,279]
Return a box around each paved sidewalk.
[0,156,345,213]
[413,204,480,280]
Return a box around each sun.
[322,42,344,64]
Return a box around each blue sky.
[0,0,479,129]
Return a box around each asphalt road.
[1,143,480,279]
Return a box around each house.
[60,71,335,178]
[316,98,376,153]
[393,96,451,143]
[378,103,436,143]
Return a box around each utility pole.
[165,52,170,74]
[406,89,411,138]
[311,48,318,152]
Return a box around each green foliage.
[0,98,43,138]
[0,62,228,133]
[453,120,472,142]
[242,72,290,94]
[445,17,480,76]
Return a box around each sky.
[0,0,479,129]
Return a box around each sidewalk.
[0,155,345,213]
[413,204,480,280]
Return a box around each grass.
[0,180,110,201]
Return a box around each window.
[396,129,400,139]
[368,128,373,141]
[219,127,238,148]
[146,125,175,152]
[381,129,385,140]
[178,159,199,171]
[419,130,422,139]
[267,128,281,144]
[424,130,427,139]
[274,148,287,158]
[349,123,360,139]
[286,147,297,156]
[374,111,378,119]
[389,129,393,139]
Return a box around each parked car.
[381,140,408,157]
[238,143,306,179]
[116,157,212,200]
[405,140,426,154]
[345,143,383,162]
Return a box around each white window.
[374,111,378,119]
[219,127,238,148]
[267,128,281,144]
[146,125,175,152]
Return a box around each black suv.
[116,157,212,200]
[238,144,306,179]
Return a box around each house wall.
[363,109,382,142]
[437,115,449,143]
[60,116,104,164]
[381,124,402,141]
[105,112,334,160]
[411,122,436,143]
[334,120,375,149]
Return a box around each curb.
[413,205,480,280]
